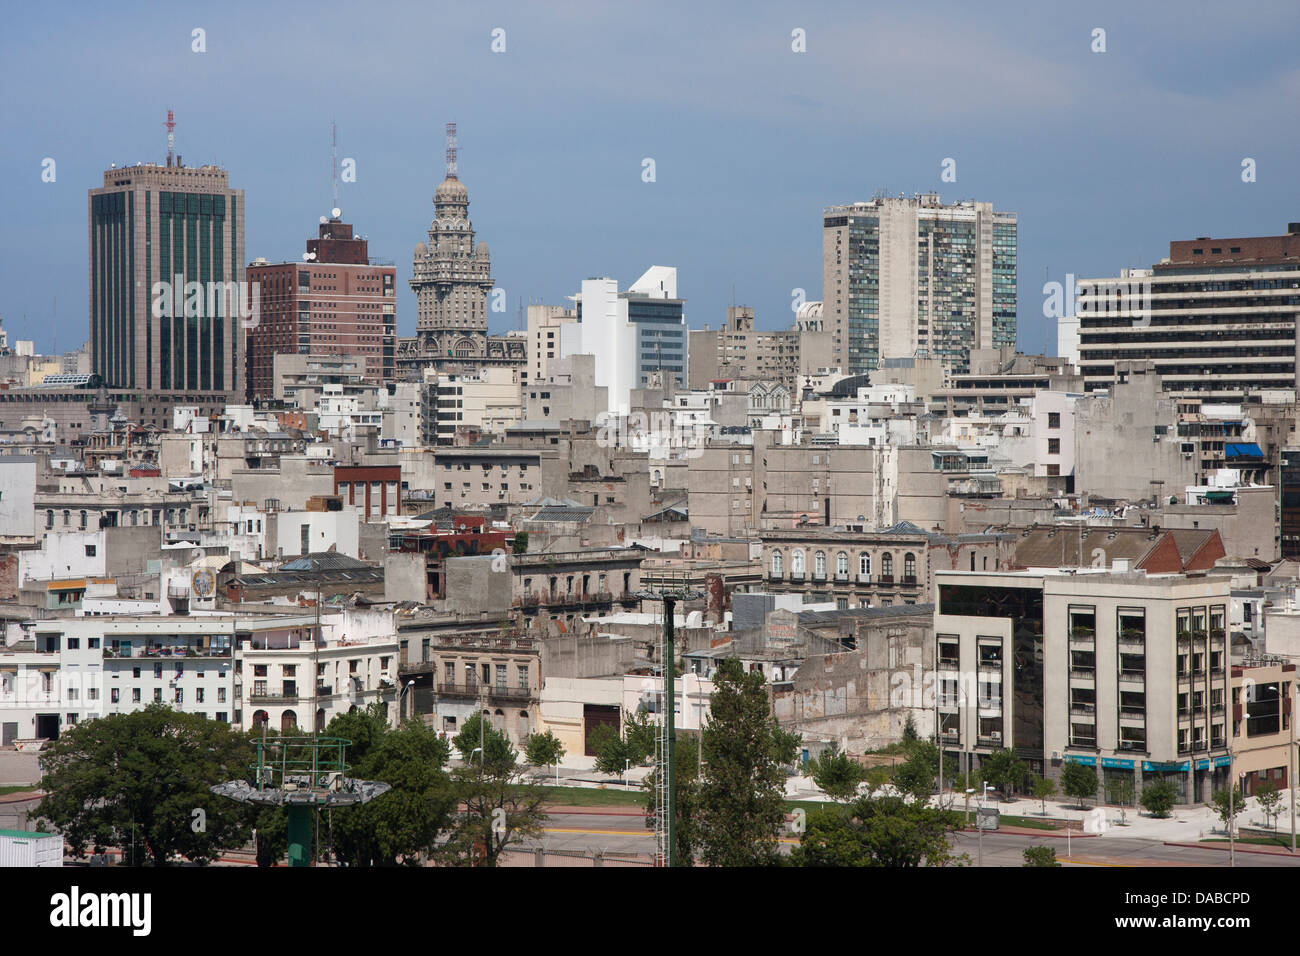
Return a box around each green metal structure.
[211,735,390,867]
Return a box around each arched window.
[45,510,54,530]
[281,710,297,732]
[904,553,917,581]
[519,710,530,738]
[791,549,805,574]
[836,552,849,578]
[881,553,894,579]
[252,710,269,729]
[771,550,783,575]
[814,551,826,578]
[859,553,871,578]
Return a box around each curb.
[1163,839,1300,858]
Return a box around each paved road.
[533,811,1300,867]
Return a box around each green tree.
[804,748,868,803]
[1110,776,1136,824]
[1255,780,1281,828]
[1140,779,1178,819]
[452,712,513,767]
[35,705,252,865]
[695,658,800,867]
[524,730,565,769]
[252,807,289,867]
[512,531,529,554]
[902,713,919,743]
[437,727,547,867]
[1031,775,1057,815]
[864,765,893,795]
[790,795,965,867]
[893,741,940,803]
[1022,845,1060,867]
[593,708,655,776]
[326,717,455,866]
[643,731,702,866]
[1210,784,1245,829]
[981,749,1028,800]
[1060,762,1098,809]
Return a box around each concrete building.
[822,193,1017,373]
[762,522,1014,608]
[525,304,578,390]
[90,152,245,412]
[935,568,1233,804]
[1077,225,1300,401]
[564,267,688,413]
[245,214,396,399]
[688,306,833,392]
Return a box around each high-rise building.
[89,152,245,414]
[410,124,493,349]
[396,123,525,380]
[687,304,833,391]
[562,266,688,414]
[1077,225,1300,402]
[822,193,1017,374]
[245,214,397,400]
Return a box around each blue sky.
[2,0,1298,357]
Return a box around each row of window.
[770,549,917,579]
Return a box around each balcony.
[106,644,232,659]
[877,575,894,586]
[1069,628,1095,643]
[1119,707,1146,719]
[901,575,919,588]
[976,736,1004,749]
[938,657,960,670]
[1118,630,1146,646]
[1118,669,1145,682]
[834,573,849,583]
[1116,740,1147,753]
[250,693,300,705]
[1069,668,1095,679]
[767,571,785,583]
[1069,702,1096,715]
[436,681,533,701]
[788,572,805,583]
[811,571,827,583]
[856,573,871,584]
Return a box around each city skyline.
[2,1,1299,361]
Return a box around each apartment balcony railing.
[938,658,960,669]
[834,573,849,583]
[1069,667,1095,679]
[877,574,894,586]
[811,571,827,583]
[856,572,872,584]
[436,681,534,700]
[1119,707,1146,719]
[767,571,785,583]
[901,575,919,587]
[1118,669,1146,681]
[976,736,1004,748]
[1116,740,1147,752]
[249,693,300,705]
[1070,702,1096,715]
[106,645,232,659]
[788,572,805,583]
[1070,738,1097,750]
[1118,631,1146,646]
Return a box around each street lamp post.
[396,679,414,726]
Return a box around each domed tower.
[410,123,494,347]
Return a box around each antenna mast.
[164,109,176,166]
[331,119,339,210]
[445,122,457,177]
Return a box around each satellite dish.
[302,252,310,261]
[331,207,341,219]
[319,215,327,224]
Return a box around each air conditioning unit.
[990,731,1001,740]
[1051,751,1062,761]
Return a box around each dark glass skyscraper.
[88,158,245,416]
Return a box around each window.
[903,553,917,582]
[791,549,805,574]
[132,688,141,703]
[836,552,848,578]
[814,551,826,578]
[859,553,870,577]
[881,553,893,579]
[111,688,120,703]
[1047,438,1060,455]
[771,550,783,575]
[1047,412,1060,429]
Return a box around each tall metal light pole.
[636,584,702,868]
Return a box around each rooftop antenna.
[164,109,176,166]
[331,119,339,212]
[445,122,458,178]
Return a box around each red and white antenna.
[445,122,457,178]
[165,109,176,166]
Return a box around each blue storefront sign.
[1195,755,1232,770]
[1143,760,1190,773]
[1101,757,1135,769]
[1063,754,1097,766]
